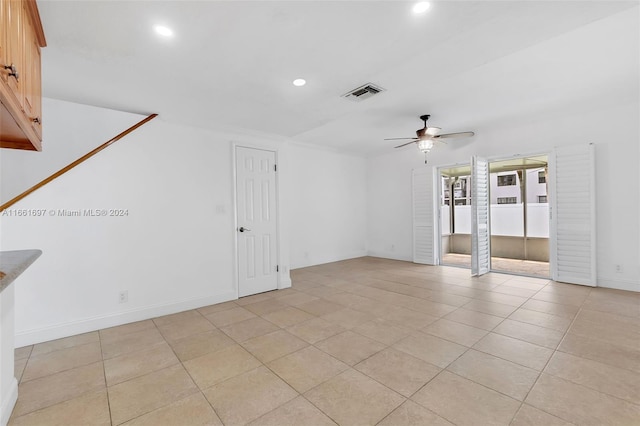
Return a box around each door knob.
[239,226,251,232]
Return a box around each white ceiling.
[38,1,639,155]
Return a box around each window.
[497,197,517,204]
[454,199,467,206]
[538,195,547,203]
[538,171,546,184]
[497,174,516,186]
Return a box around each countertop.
[0,250,42,293]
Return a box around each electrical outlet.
[615,264,623,273]
[304,252,309,259]
[118,290,128,303]
[391,244,395,252]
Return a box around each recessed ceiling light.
[154,25,174,37]
[293,78,306,87]
[412,2,431,14]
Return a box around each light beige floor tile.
[509,308,572,332]
[9,389,110,426]
[463,299,518,318]
[320,308,373,329]
[581,299,640,318]
[14,346,32,361]
[411,371,520,426]
[493,319,564,349]
[275,292,319,306]
[286,318,345,344]
[471,291,528,307]
[241,330,308,363]
[247,396,336,426]
[297,299,344,316]
[380,306,439,329]
[108,364,198,425]
[568,317,640,350]
[301,285,344,298]
[447,349,539,401]
[156,315,215,342]
[168,329,235,362]
[315,331,386,366]
[491,285,538,298]
[378,400,454,426]
[558,333,640,373]
[30,332,99,357]
[13,362,105,417]
[423,319,488,347]
[394,333,466,368]
[196,300,238,316]
[236,291,278,306]
[104,341,179,386]
[304,369,405,426]
[473,332,553,370]
[203,366,298,425]
[220,317,280,342]
[99,320,156,341]
[15,357,27,383]
[511,404,573,426]
[443,308,504,330]
[532,291,586,307]
[545,351,640,405]
[526,373,640,426]
[21,342,102,382]
[152,310,202,327]
[183,344,261,389]
[574,308,640,333]
[101,328,166,360]
[267,346,348,393]
[204,307,257,327]
[352,318,411,345]
[521,299,579,319]
[243,298,288,315]
[262,306,314,327]
[122,392,222,426]
[355,348,441,397]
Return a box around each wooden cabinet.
[0,0,45,151]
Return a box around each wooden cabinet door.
[4,0,24,110]
[22,0,40,135]
[0,0,6,81]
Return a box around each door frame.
[435,161,472,268]
[485,150,553,278]
[232,143,285,299]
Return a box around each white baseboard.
[597,277,640,292]
[0,378,17,426]
[15,291,237,347]
[366,251,412,262]
[291,251,368,269]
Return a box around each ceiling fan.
[385,115,475,162]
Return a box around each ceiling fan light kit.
[384,114,475,163]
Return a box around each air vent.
[342,83,386,102]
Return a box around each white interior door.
[550,143,596,286]
[412,167,438,265]
[471,156,490,276]
[236,146,278,297]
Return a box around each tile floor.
[9,257,640,425]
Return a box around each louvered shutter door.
[413,167,437,265]
[551,144,596,286]
[471,156,490,276]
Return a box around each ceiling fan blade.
[433,131,475,139]
[394,140,418,148]
[384,137,419,141]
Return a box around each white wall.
[0,99,371,345]
[287,144,367,268]
[367,101,639,291]
[0,98,145,205]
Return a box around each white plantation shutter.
[471,156,490,276]
[550,143,596,286]
[412,167,437,265]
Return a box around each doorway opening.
[488,155,550,278]
[439,164,472,268]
